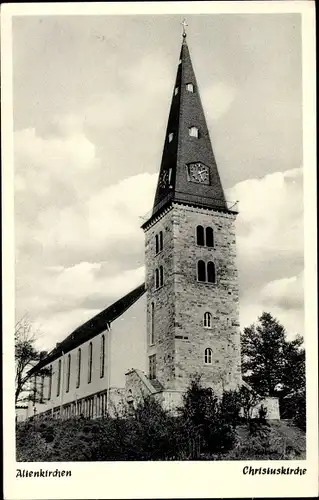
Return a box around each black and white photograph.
[2,1,317,499]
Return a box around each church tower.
[141,30,241,397]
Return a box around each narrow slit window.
[196,225,204,246]
[150,302,155,345]
[197,260,206,282]
[40,374,44,403]
[206,227,214,247]
[66,354,71,393]
[88,342,93,384]
[155,234,159,254]
[189,126,199,138]
[155,268,159,289]
[204,312,212,328]
[186,83,194,92]
[204,348,212,364]
[174,87,179,96]
[168,132,174,143]
[159,231,163,251]
[48,365,52,400]
[207,261,216,283]
[76,348,81,389]
[159,265,164,287]
[149,354,156,380]
[56,359,61,397]
[168,168,172,184]
[100,334,105,378]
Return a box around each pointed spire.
[149,30,230,223]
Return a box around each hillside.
[16,417,306,462]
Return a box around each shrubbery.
[16,376,305,461]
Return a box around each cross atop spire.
[181,19,188,39]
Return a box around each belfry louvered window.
[197,261,216,284]
[196,225,205,246]
[196,225,214,247]
[207,262,216,283]
[206,227,214,247]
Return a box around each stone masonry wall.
[144,209,176,389]
[144,203,242,394]
[172,204,242,393]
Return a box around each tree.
[179,375,239,457]
[241,312,305,417]
[15,317,49,404]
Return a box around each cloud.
[260,271,304,310]
[227,167,304,337]
[202,81,237,121]
[15,114,304,347]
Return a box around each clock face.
[187,163,210,184]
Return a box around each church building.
[26,31,279,420]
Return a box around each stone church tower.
[141,33,242,398]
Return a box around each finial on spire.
[181,19,188,39]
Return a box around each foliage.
[15,317,50,404]
[178,375,241,458]
[241,312,305,420]
[238,384,262,421]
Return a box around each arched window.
[149,354,156,380]
[48,365,52,400]
[204,348,212,364]
[159,265,164,287]
[57,359,61,397]
[204,312,212,328]
[206,227,214,247]
[40,374,45,403]
[155,234,159,254]
[88,342,93,384]
[159,231,163,251]
[196,225,204,246]
[150,302,155,345]
[207,261,216,283]
[155,268,159,289]
[76,348,81,388]
[197,260,206,282]
[66,354,71,393]
[100,334,105,378]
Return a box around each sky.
[13,13,304,350]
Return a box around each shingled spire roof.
[145,32,233,226]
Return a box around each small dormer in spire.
[148,28,231,224]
